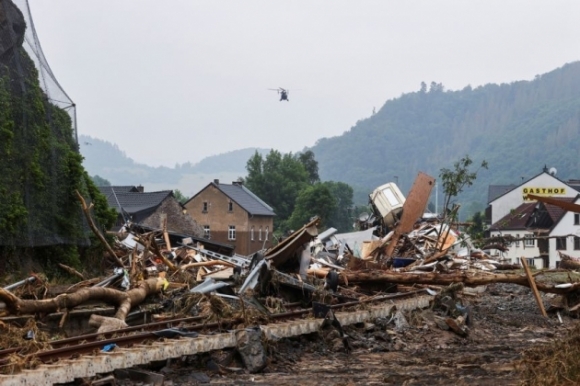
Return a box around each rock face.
[0,0,25,63]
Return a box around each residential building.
[98,186,203,236]
[486,166,578,227]
[184,180,275,256]
[486,166,580,268]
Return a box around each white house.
[489,195,580,268]
[486,166,580,268]
[487,167,578,226]
[547,196,580,267]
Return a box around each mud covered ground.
[116,284,574,386]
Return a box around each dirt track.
[114,283,572,386]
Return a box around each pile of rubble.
[2,173,580,384]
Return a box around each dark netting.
[0,0,91,246]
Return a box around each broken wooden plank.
[520,256,547,317]
[385,172,436,258]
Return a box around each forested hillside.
[311,62,580,216]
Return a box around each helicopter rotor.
[268,87,288,94]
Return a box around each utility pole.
[435,181,438,215]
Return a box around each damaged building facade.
[98,186,203,237]
[487,166,580,268]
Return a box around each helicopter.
[269,87,289,101]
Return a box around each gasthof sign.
[522,187,566,201]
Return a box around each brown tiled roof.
[490,197,577,231]
[489,203,536,230]
[545,197,576,222]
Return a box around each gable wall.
[490,173,574,224]
[549,198,580,267]
[141,197,204,237]
[185,185,274,255]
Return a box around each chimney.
[213,179,219,185]
[233,181,243,186]
[136,185,144,193]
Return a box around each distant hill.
[309,61,580,217]
[81,61,580,220]
[79,137,270,196]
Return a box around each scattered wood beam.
[520,256,547,317]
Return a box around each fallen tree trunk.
[340,270,580,295]
[0,278,163,320]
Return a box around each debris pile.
[2,172,580,384]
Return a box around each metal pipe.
[3,276,36,291]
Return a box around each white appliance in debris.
[369,182,406,228]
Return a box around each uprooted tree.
[0,278,165,332]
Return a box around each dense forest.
[82,62,580,221]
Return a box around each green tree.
[467,211,485,246]
[287,184,336,231]
[244,150,310,228]
[297,150,320,184]
[91,175,111,186]
[439,155,488,222]
[323,181,354,232]
[173,189,189,204]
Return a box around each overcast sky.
[29,1,580,167]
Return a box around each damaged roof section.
[98,187,173,219]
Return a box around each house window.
[515,234,520,247]
[228,225,236,240]
[228,201,233,212]
[203,202,208,212]
[203,225,210,239]
[259,226,262,241]
[265,226,269,241]
[556,237,567,250]
[575,214,580,225]
[251,226,255,241]
[526,258,535,268]
[524,235,534,247]
[575,236,580,250]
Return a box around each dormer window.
[228,201,233,212]
[203,202,208,212]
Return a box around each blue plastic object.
[392,258,415,268]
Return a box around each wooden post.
[520,256,547,317]
[162,217,172,250]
